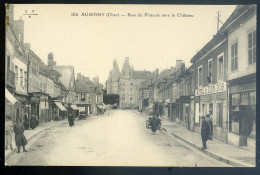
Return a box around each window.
[198,66,203,87]
[218,54,224,80]
[217,103,223,128]
[131,82,133,86]
[7,55,10,69]
[122,97,125,100]
[231,41,238,71]
[15,66,18,86]
[248,30,256,65]
[208,59,213,83]
[20,69,23,87]
[81,94,86,101]
[122,89,125,93]
[24,71,27,90]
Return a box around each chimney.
[156,69,159,77]
[47,52,54,70]
[176,60,183,71]
[13,16,24,44]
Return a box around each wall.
[228,15,256,80]
[13,55,28,93]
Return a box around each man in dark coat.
[14,118,28,153]
[151,116,159,135]
[206,112,213,140]
[30,114,37,130]
[68,114,74,127]
[201,116,210,149]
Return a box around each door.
[217,102,223,128]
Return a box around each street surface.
[6,110,231,166]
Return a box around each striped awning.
[5,88,19,105]
[70,104,79,110]
[54,101,67,111]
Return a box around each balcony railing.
[6,69,15,88]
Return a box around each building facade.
[221,5,256,149]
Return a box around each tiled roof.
[75,80,98,93]
[134,71,151,79]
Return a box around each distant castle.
[106,57,152,108]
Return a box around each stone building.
[106,57,152,109]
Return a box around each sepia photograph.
[4,4,256,167]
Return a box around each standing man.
[68,114,75,127]
[14,118,28,153]
[5,116,13,150]
[201,116,210,149]
[30,114,37,130]
[206,112,213,140]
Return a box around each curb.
[161,126,254,167]
[5,121,67,161]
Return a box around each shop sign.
[195,81,227,96]
[201,95,211,102]
[230,81,256,93]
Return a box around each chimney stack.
[47,52,54,70]
[156,68,159,77]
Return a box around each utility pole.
[217,10,224,33]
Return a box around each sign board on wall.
[195,81,227,96]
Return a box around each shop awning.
[5,88,19,104]
[97,105,103,109]
[54,101,67,111]
[101,103,106,109]
[176,96,191,103]
[70,104,79,110]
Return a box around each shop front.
[194,81,228,142]
[176,96,192,129]
[54,100,67,119]
[228,74,256,149]
[14,92,29,122]
[5,88,19,121]
[29,92,50,123]
[70,104,79,117]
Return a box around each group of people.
[5,114,40,153]
[201,111,213,149]
[150,116,161,135]
[5,116,28,153]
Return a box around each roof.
[134,71,151,79]
[39,60,49,77]
[111,59,120,81]
[53,66,75,90]
[75,80,99,93]
[45,70,62,83]
[190,5,255,64]
[220,5,253,32]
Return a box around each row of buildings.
[5,4,105,124]
[139,5,255,150]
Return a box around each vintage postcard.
[5,4,256,166]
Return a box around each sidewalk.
[5,119,67,160]
[137,111,255,167]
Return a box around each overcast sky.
[13,4,236,84]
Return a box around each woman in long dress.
[14,118,28,153]
[5,116,13,150]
